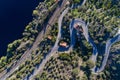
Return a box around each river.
[0,0,44,57]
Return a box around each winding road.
[70,18,120,73]
[0,0,119,80]
[25,0,120,75]
[70,19,120,73]
[69,0,120,73]
[69,19,98,72]
[96,34,120,73]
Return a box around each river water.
[0,0,44,57]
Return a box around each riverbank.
[0,0,43,57]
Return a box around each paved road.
[74,19,98,63]
[70,0,98,68]
[70,0,120,73]
[32,0,119,74]
[0,0,66,80]
[0,1,86,79]
[1,1,119,79]
[26,7,69,80]
[96,34,120,72]
[67,18,100,72]
[0,29,45,80]
[69,20,76,51]
[71,19,120,73]
[72,0,86,8]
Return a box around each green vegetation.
[0,0,58,74]
[45,0,55,8]
[73,0,80,3]
[59,53,71,61]
[33,10,39,16]
[72,68,79,76]
[36,52,82,80]
[7,22,58,79]
[86,59,95,69]
[70,0,120,45]
[60,17,71,45]
[0,56,7,72]
[0,0,120,80]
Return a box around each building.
[66,1,70,5]
[59,42,67,47]
[47,35,52,40]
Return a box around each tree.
[59,53,71,61]
[111,66,117,70]
[72,68,79,77]
[33,10,39,16]
[86,59,95,69]
[6,39,21,59]
[0,56,7,67]
[73,0,80,3]
[82,74,88,80]
[16,72,21,78]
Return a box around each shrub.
[86,59,95,69]
[72,68,79,76]
[59,53,71,61]
[33,10,39,16]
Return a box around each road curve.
[70,19,98,72]
[71,19,120,73]
[1,1,119,79]
[96,34,120,72]
[70,0,120,73]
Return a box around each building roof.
[47,35,52,40]
[60,42,67,47]
[66,1,70,5]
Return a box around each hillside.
[0,0,120,80]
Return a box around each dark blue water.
[0,0,44,57]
